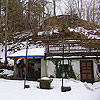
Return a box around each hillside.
[1,14,100,63]
[0,15,100,46]
[39,14,100,39]
[41,15,100,30]
[4,15,100,53]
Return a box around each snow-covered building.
[46,57,100,82]
[6,40,100,83]
[5,15,100,82]
[46,42,100,83]
[7,48,47,80]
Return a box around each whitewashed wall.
[46,59,100,81]
[46,59,81,78]
[47,60,56,77]
[93,59,99,81]
[71,60,80,80]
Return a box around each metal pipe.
[24,40,28,89]
[61,38,64,92]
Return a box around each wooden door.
[80,60,94,83]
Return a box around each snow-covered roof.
[47,56,100,59]
[6,48,47,58]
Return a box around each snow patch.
[68,27,100,39]
[41,77,51,80]
[0,69,14,77]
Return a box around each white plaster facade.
[41,59,100,81]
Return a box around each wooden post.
[61,38,64,92]
[14,59,17,78]
[41,59,48,77]
[45,60,48,77]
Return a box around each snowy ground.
[0,78,100,100]
[0,69,14,77]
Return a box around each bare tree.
[95,0,100,25]
[63,0,76,16]
[85,0,91,22]
[53,0,56,16]
[0,0,1,33]
[92,0,96,23]
[4,0,8,65]
[76,0,83,18]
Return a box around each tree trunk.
[27,0,31,21]
[0,0,2,33]
[53,0,56,16]
[92,0,95,23]
[4,0,8,66]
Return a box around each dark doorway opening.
[17,59,41,81]
[27,59,41,81]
